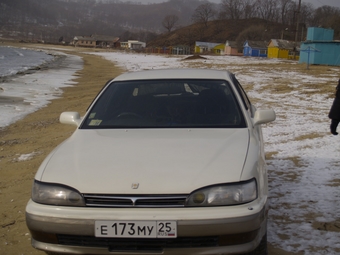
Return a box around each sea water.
[0,46,83,128]
[0,46,54,78]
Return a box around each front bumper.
[26,198,268,254]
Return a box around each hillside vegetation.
[147,18,292,48]
[0,0,339,46]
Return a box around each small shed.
[243,41,268,57]
[225,41,243,56]
[73,35,120,48]
[145,46,191,55]
[73,36,96,47]
[121,40,146,50]
[94,35,120,48]
[299,27,340,66]
[212,44,226,55]
[172,45,191,55]
[268,39,299,60]
[195,41,225,55]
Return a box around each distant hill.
[0,0,206,43]
[0,0,339,45]
[147,18,296,48]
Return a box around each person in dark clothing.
[328,79,340,135]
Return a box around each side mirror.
[60,112,82,127]
[253,109,276,125]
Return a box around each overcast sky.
[120,0,340,8]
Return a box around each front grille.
[83,194,188,208]
[57,235,218,250]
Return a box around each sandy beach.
[0,44,124,255]
[1,43,338,255]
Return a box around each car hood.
[37,129,249,194]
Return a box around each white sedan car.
[26,69,275,255]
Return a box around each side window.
[231,74,254,117]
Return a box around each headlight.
[32,180,85,207]
[186,179,257,206]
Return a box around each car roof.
[112,68,234,82]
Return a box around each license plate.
[95,221,177,238]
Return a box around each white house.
[121,40,146,50]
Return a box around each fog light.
[29,230,58,244]
[193,192,205,204]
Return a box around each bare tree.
[278,0,294,25]
[255,0,279,22]
[243,0,257,19]
[191,3,216,27]
[219,0,256,20]
[219,0,243,20]
[299,3,315,26]
[162,15,179,32]
[308,5,339,27]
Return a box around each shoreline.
[0,47,83,129]
[0,45,124,255]
[0,52,68,113]
[0,95,28,111]
[0,46,67,83]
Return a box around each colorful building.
[299,27,340,66]
[243,41,268,57]
[194,41,225,55]
[267,39,299,60]
[225,41,243,56]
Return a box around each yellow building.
[212,44,226,55]
[195,41,225,55]
[268,39,299,60]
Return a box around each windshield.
[81,79,246,129]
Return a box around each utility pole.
[295,0,301,43]
[294,0,302,59]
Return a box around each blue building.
[243,40,268,57]
[299,27,340,66]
